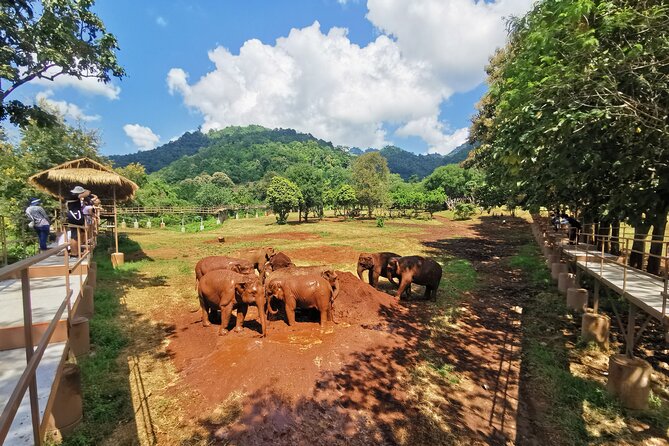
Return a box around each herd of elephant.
[195,248,443,337]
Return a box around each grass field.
[57,210,669,445]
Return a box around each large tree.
[351,152,390,217]
[266,176,302,225]
[470,0,669,274]
[1,0,125,126]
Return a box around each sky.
[10,0,534,156]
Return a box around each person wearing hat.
[25,198,51,252]
[66,186,91,256]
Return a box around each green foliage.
[1,0,125,127]
[376,143,475,180]
[453,202,477,220]
[114,162,147,187]
[376,217,385,227]
[193,182,234,207]
[389,179,425,217]
[351,152,390,217]
[266,176,302,224]
[423,165,483,200]
[470,0,669,229]
[134,178,185,207]
[424,189,446,217]
[286,163,324,221]
[334,184,357,217]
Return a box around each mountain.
[156,126,348,184]
[109,130,209,172]
[110,125,474,183]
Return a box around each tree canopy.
[1,0,125,127]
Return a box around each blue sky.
[10,0,533,156]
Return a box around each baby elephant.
[357,252,400,288]
[195,256,255,289]
[266,274,335,328]
[197,270,267,337]
[233,247,275,273]
[386,256,442,300]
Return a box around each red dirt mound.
[333,271,403,324]
[286,245,360,264]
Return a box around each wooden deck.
[560,243,668,324]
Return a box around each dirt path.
[161,216,531,445]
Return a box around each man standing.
[25,198,51,252]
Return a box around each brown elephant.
[357,252,400,288]
[197,269,266,336]
[265,251,295,271]
[386,256,442,300]
[233,247,275,273]
[194,256,255,289]
[263,265,340,302]
[265,274,335,327]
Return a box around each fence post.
[21,269,41,445]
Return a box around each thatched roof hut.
[28,158,138,201]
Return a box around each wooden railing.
[0,223,95,445]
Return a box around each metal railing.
[0,223,96,445]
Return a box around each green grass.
[509,242,669,445]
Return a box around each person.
[562,213,582,244]
[25,198,51,252]
[66,186,90,256]
[82,193,98,235]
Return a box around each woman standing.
[25,198,51,252]
[66,186,90,256]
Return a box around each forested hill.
[111,125,472,182]
[156,126,347,184]
[109,130,209,172]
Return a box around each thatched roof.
[28,158,138,201]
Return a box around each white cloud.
[31,66,121,100]
[367,0,534,92]
[123,124,160,150]
[36,90,101,122]
[156,16,168,27]
[396,116,468,154]
[167,0,534,152]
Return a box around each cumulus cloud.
[367,0,534,91]
[396,117,469,154]
[167,1,533,153]
[123,124,160,150]
[36,90,100,122]
[31,66,121,100]
[156,16,168,27]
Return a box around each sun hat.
[29,198,41,205]
[71,186,86,194]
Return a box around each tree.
[424,189,446,218]
[211,171,235,188]
[194,183,234,208]
[134,179,184,208]
[266,176,302,225]
[351,152,390,217]
[1,0,125,127]
[334,184,357,217]
[115,163,147,186]
[469,0,669,274]
[286,163,324,222]
[423,165,482,200]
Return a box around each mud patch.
[286,245,360,264]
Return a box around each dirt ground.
[154,216,529,445]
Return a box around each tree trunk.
[597,221,610,253]
[647,213,667,276]
[368,205,373,218]
[610,220,620,256]
[298,208,302,222]
[629,222,650,270]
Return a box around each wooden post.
[626,304,637,358]
[593,281,600,314]
[113,187,119,254]
[21,269,41,445]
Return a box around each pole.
[113,187,119,254]
[21,269,41,445]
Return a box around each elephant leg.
[219,302,234,336]
[367,269,374,286]
[235,303,248,332]
[395,279,408,299]
[319,309,328,328]
[405,282,412,299]
[371,271,380,288]
[285,300,297,326]
[424,286,431,299]
[199,296,211,327]
[256,297,267,337]
[328,302,338,324]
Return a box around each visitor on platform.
[25,198,51,252]
[66,186,90,256]
[561,213,582,244]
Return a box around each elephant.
[197,269,266,337]
[264,251,295,271]
[194,256,255,289]
[386,256,442,300]
[233,247,275,273]
[265,274,335,328]
[357,252,400,288]
[263,265,340,302]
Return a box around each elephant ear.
[235,281,248,295]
